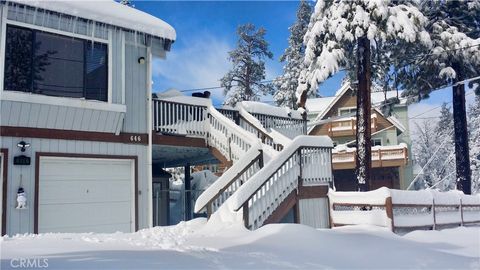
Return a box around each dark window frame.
[3,24,109,102]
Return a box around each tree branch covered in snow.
[297,0,431,101]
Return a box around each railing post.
[385,197,394,232]
[243,203,249,229]
[432,199,436,230]
[258,150,264,168]
[298,148,303,187]
[207,203,212,219]
[460,198,464,226]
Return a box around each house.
[0,0,175,235]
[0,0,335,234]
[306,82,414,191]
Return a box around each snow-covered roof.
[9,0,176,41]
[306,83,405,119]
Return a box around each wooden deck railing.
[332,145,408,169]
[327,114,378,137]
[152,99,207,137]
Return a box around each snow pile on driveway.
[1,220,479,269]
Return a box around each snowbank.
[1,223,478,269]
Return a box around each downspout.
[146,46,153,228]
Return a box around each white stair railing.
[225,136,333,230]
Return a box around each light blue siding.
[1,136,150,235]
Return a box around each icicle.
[41,9,46,27]
[33,7,37,25]
[22,4,26,23]
[91,20,95,52]
[134,30,138,48]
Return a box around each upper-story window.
[338,107,356,116]
[4,25,108,102]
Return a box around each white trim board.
[1,91,126,113]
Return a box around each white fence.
[329,188,480,232]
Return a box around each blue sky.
[134,0,474,131]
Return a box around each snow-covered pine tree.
[297,0,431,190]
[432,103,456,190]
[221,24,274,106]
[412,120,437,188]
[398,0,480,194]
[412,104,456,190]
[468,95,480,193]
[273,0,313,109]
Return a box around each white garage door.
[39,157,135,233]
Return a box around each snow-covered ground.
[1,220,478,269]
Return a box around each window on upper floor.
[371,138,382,146]
[338,107,356,116]
[4,25,108,102]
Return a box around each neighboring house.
[0,0,176,235]
[306,82,414,191]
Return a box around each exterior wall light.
[138,57,146,64]
[17,141,30,152]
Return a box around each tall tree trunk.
[452,65,472,194]
[356,36,372,191]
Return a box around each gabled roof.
[9,0,176,41]
[306,82,407,134]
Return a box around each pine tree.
[297,0,430,190]
[398,0,480,194]
[433,103,456,190]
[221,24,274,106]
[273,0,313,109]
[469,95,480,193]
[412,104,456,191]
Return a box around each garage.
[37,156,136,233]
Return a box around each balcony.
[332,144,408,170]
[326,114,378,137]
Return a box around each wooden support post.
[385,197,394,232]
[243,203,249,229]
[460,199,464,226]
[207,203,212,219]
[432,199,436,230]
[184,163,192,221]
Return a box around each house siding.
[1,137,149,235]
[0,1,166,234]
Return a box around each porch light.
[138,57,146,64]
[17,141,30,152]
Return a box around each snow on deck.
[1,221,478,269]
[10,0,176,41]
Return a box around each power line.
[176,43,480,94]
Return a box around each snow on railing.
[327,113,378,137]
[237,101,306,139]
[332,144,408,166]
[194,142,264,216]
[207,107,259,162]
[153,97,259,163]
[152,98,208,136]
[329,188,480,232]
[226,136,333,230]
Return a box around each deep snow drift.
[1,220,478,269]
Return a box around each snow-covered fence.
[329,188,480,232]
[152,99,208,136]
[229,136,333,230]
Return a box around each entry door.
[38,157,135,233]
